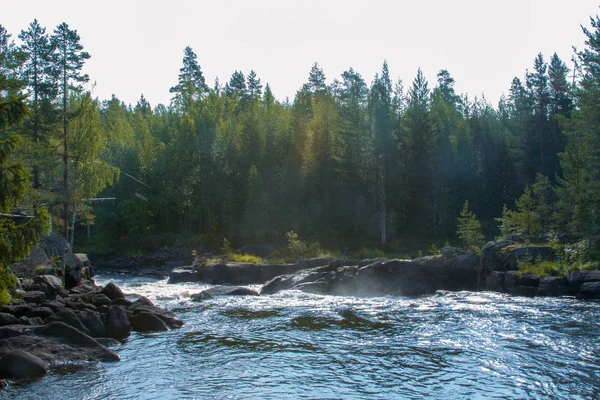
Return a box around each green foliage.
[271,231,323,262]
[456,200,484,252]
[221,238,233,255]
[0,95,50,304]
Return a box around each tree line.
[1,14,600,253]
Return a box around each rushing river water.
[4,274,600,399]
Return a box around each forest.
[1,15,599,259]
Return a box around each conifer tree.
[50,22,90,240]
[170,46,208,110]
[457,200,484,252]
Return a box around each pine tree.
[19,19,55,194]
[306,62,327,94]
[457,200,484,252]
[169,46,208,110]
[50,22,90,240]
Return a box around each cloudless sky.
[3,0,600,107]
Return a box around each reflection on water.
[4,274,600,399]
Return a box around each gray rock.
[537,276,569,297]
[34,275,63,292]
[100,282,125,300]
[22,290,46,305]
[485,271,505,292]
[91,294,112,307]
[0,350,48,380]
[45,309,90,335]
[568,270,600,294]
[577,281,600,299]
[31,307,54,319]
[78,311,105,338]
[191,286,259,301]
[0,312,18,326]
[168,267,201,284]
[105,306,131,339]
[1,305,33,318]
[129,311,169,332]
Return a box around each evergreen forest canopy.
[1,14,600,255]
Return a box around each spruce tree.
[457,200,484,252]
[0,94,49,304]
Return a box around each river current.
[3,274,600,399]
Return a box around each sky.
[3,0,600,108]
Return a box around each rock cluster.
[485,270,600,299]
[260,250,480,297]
[169,257,337,285]
[0,279,183,382]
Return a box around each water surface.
[4,275,600,399]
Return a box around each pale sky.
[3,0,599,108]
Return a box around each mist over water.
[5,275,600,399]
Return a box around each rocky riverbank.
[168,242,600,300]
[1,233,183,385]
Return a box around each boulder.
[568,270,600,294]
[0,312,18,327]
[90,294,112,307]
[30,307,54,320]
[1,304,34,318]
[190,286,259,301]
[129,311,169,332]
[537,276,569,297]
[485,271,505,292]
[128,297,183,329]
[0,322,119,365]
[168,267,201,284]
[0,350,48,380]
[355,259,434,296]
[78,311,105,338]
[22,290,46,305]
[100,282,125,300]
[45,309,90,335]
[260,274,294,295]
[577,281,600,299]
[8,247,55,279]
[104,306,131,339]
[33,275,63,293]
[235,244,275,257]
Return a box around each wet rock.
[100,282,125,300]
[537,276,569,297]
[191,286,259,301]
[486,271,505,292]
[26,317,44,326]
[168,267,201,284]
[129,297,183,329]
[95,338,120,347]
[90,294,112,307]
[260,275,295,295]
[0,350,48,380]
[30,307,54,319]
[577,281,600,299]
[568,270,600,294]
[105,306,131,339]
[516,273,540,287]
[129,311,169,332]
[1,305,33,318]
[45,309,90,336]
[78,311,105,338]
[260,264,298,282]
[0,313,18,327]
[22,290,46,305]
[110,298,131,307]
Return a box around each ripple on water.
[3,275,600,399]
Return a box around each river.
[3,274,600,399]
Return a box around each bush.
[270,231,323,262]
